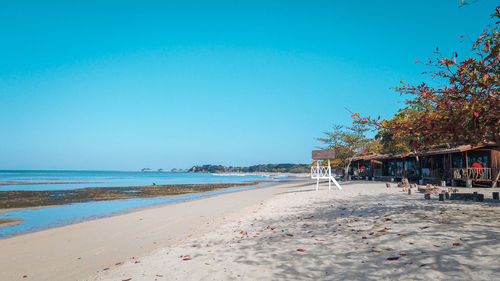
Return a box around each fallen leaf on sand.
[378,227,390,232]
[373,225,381,228]
[103,268,110,271]
[399,252,407,256]
[371,249,381,253]
[433,245,440,247]
[297,249,306,252]
[183,258,191,261]
[156,274,164,277]
[453,243,461,246]
[22,276,27,279]
[419,226,429,229]
[369,232,374,235]
[286,234,294,237]
[115,262,122,266]
[205,263,210,265]
[387,257,400,261]
[409,243,414,245]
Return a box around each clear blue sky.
[0,0,497,170]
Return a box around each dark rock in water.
[424,194,430,200]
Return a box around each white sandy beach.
[2,180,500,280]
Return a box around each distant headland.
[141,164,309,173]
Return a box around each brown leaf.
[296,248,306,252]
[373,225,381,228]
[103,268,110,271]
[387,257,400,261]
[286,234,294,237]
[419,226,429,229]
[453,243,461,246]
[183,258,191,261]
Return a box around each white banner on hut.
[311,150,342,191]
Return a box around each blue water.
[0,170,272,191]
[0,171,284,238]
[0,182,275,238]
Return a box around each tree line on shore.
[187,164,310,173]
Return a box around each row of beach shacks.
[349,143,500,187]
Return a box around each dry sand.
[2,180,500,281]
[0,181,305,281]
[92,181,500,281]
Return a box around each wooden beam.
[466,151,469,180]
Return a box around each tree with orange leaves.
[356,7,499,152]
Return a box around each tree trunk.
[492,171,500,188]
[344,167,349,181]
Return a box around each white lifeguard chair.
[311,150,342,191]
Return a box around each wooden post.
[403,158,406,178]
[465,151,469,181]
[316,161,320,191]
[328,159,332,191]
[493,192,499,200]
[449,154,452,182]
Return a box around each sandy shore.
[91,181,500,281]
[2,180,500,280]
[0,181,305,281]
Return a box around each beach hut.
[350,143,500,187]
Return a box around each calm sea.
[0,170,272,191]
[0,171,284,238]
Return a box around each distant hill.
[187,164,309,173]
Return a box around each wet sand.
[0,180,306,281]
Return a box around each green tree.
[318,124,375,180]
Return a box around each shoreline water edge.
[0,179,296,238]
